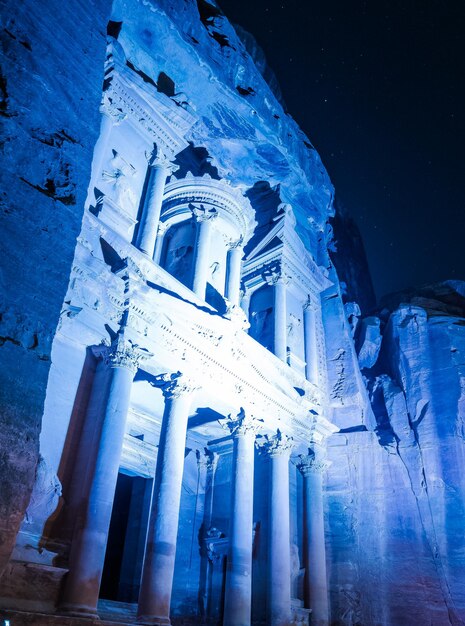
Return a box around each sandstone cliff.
[0,0,110,573]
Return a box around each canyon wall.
[0,0,110,573]
[326,279,465,625]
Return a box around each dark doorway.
[100,473,153,602]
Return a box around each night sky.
[218,0,465,300]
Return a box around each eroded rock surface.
[0,0,110,573]
[327,282,465,625]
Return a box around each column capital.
[264,266,291,286]
[197,448,219,473]
[155,371,199,399]
[303,295,318,312]
[226,235,244,251]
[297,452,330,477]
[189,202,218,223]
[240,286,250,300]
[259,428,293,457]
[94,334,151,373]
[146,146,179,174]
[100,93,127,124]
[157,220,170,236]
[219,408,263,438]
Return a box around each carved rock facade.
[2,1,464,626]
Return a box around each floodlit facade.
[2,1,465,625]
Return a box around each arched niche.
[249,284,274,352]
[160,218,196,289]
[159,176,256,302]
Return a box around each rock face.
[327,282,465,625]
[330,199,376,315]
[0,0,110,573]
[1,0,465,625]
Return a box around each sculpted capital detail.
[219,408,263,437]
[226,235,244,251]
[303,295,318,313]
[146,146,179,174]
[155,371,199,399]
[263,264,291,287]
[96,334,151,373]
[297,452,330,476]
[260,429,293,457]
[189,203,218,223]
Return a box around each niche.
[161,219,196,289]
[249,285,274,352]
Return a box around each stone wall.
[0,0,111,573]
[326,282,465,625]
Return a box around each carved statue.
[24,455,62,528]
[101,150,137,214]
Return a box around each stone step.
[0,607,135,626]
[97,599,137,623]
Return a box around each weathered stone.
[0,0,111,574]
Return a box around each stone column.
[191,204,218,299]
[262,430,293,626]
[60,333,146,616]
[137,374,198,625]
[153,221,169,265]
[221,410,261,626]
[297,448,330,626]
[303,296,319,385]
[138,153,176,259]
[226,239,244,306]
[268,273,289,362]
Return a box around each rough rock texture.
[2,0,465,624]
[326,282,465,625]
[330,199,376,315]
[0,0,110,573]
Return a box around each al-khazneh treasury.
[1,1,465,625]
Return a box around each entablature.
[103,43,196,160]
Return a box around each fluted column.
[262,430,293,626]
[226,239,244,306]
[60,333,147,616]
[303,296,319,385]
[138,374,198,625]
[297,448,330,626]
[221,410,261,626]
[138,152,176,258]
[191,203,218,299]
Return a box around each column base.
[137,614,171,625]
[59,603,100,619]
